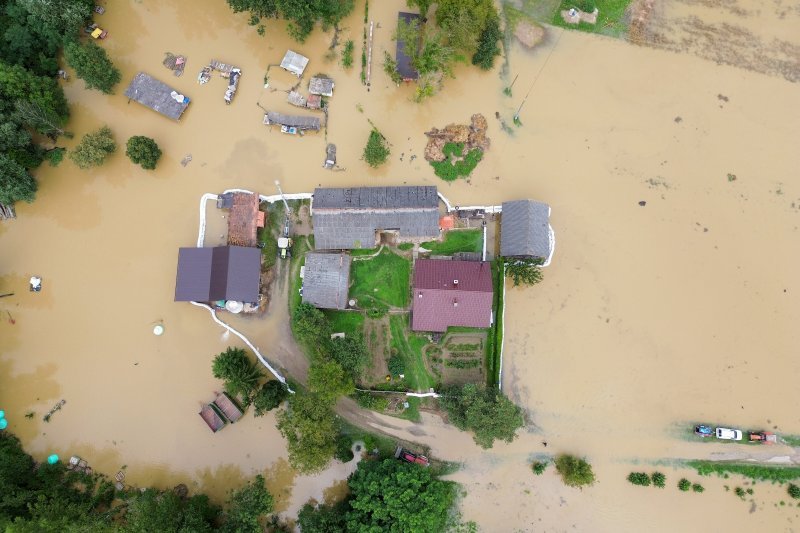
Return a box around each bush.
[429,142,483,182]
[388,355,404,376]
[734,487,746,499]
[692,483,705,493]
[555,455,595,488]
[532,461,547,475]
[651,472,666,488]
[363,128,389,168]
[678,478,691,491]
[63,40,120,94]
[212,347,263,404]
[354,391,389,411]
[383,51,402,84]
[471,16,502,70]
[334,434,354,463]
[789,484,800,499]
[69,126,116,169]
[253,380,288,416]
[444,358,481,369]
[627,472,651,486]
[342,40,354,68]
[126,136,162,170]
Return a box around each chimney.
[453,279,459,287]
[453,298,458,307]
[418,292,423,299]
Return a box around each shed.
[199,404,226,432]
[287,91,307,107]
[263,112,321,131]
[411,259,493,332]
[309,76,334,97]
[227,192,261,248]
[213,392,244,423]
[124,72,189,121]
[302,252,352,309]
[174,246,261,303]
[306,94,322,110]
[312,186,440,249]
[396,13,421,81]
[500,200,554,265]
[280,50,309,77]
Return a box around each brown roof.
[411,259,493,332]
[213,392,243,423]
[199,404,226,432]
[227,192,260,247]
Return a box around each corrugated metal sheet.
[500,200,552,259]
[280,50,309,76]
[301,252,352,309]
[174,246,261,302]
[124,72,189,121]
[313,186,438,209]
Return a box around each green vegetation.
[212,347,263,405]
[389,314,434,391]
[257,201,285,269]
[69,126,116,169]
[652,472,666,488]
[223,474,274,532]
[788,484,800,499]
[383,50,402,84]
[225,0,354,42]
[439,383,524,448]
[692,483,705,493]
[486,260,504,387]
[471,14,502,69]
[125,135,162,170]
[554,455,595,488]
[0,155,37,205]
[445,358,481,369]
[429,142,484,181]
[678,478,692,491]
[532,461,548,475]
[325,310,365,337]
[330,333,370,380]
[309,360,355,403]
[363,127,390,168]
[354,390,390,411]
[64,40,121,94]
[252,380,288,416]
[550,0,632,37]
[504,258,544,286]
[277,392,338,474]
[422,229,483,255]
[388,354,405,376]
[398,242,414,251]
[350,248,410,308]
[688,460,800,483]
[123,487,220,532]
[342,39,354,68]
[734,486,746,499]
[627,472,651,486]
[436,0,499,54]
[782,435,800,447]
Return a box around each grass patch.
[288,236,311,316]
[338,420,397,458]
[325,310,365,337]
[397,242,414,251]
[389,314,434,392]
[350,248,411,308]
[421,229,483,255]
[485,260,504,388]
[782,435,800,447]
[429,143,483,182]
[395,396,421,422]
[688,461,800,484]
[350,247,379,256]
[257,201,286,269]
[550,0,632,37]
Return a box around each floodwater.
[1,0,799,529]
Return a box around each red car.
[395,446,430,467]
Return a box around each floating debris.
[180,154,193,167]
[43,399,66,423]
[163,52,187,77]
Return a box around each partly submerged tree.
[16,0,93,37]
[276,392,337,473]
[221,474,273,533]
[297,501,348,533]
[123,488,219,533]
[225,0,354,42]
[64,40,121,94]
[69,126,116,169]
[212,347,263,404]
[0,61,70,128]
[125,136,162,170]
[504,258,544,287]
[438,383,524,448]
[308,360,354,403]
[554,454,595,488]
[435,0,498,55]
[252,380,288,416]
[0,153,37,204]
[363,128,389,168]
[471,15,502,70]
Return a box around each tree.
[225,0,354,42]
[17,0,93,37]
[363,128,389,168]
[211,347,263,404]
[252,380,288,416]
[435,0,498,54]
[0,154,37,204]
[222,474,273,533]
[471,16,502,70]
[276,393,337,473]
[554,455,595,488]
[438,383,524,448]
[0,61,70,128]
[406,0,433,18]
[123,488,219,532]
[308,360,354,403]
[63,41,121,94]
[297,501,347,533]
[346,459,457,533]
[678,478,691,491]
[13,101,68,139]
[504,258,543,287]
[125,136,162,170]
[382,51,402,84]
[69,126,115,169]
[789,483,800,499]
[292,303,331,346]
[329,334,369,378]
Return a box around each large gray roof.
[265,111,320,130]
[313,186,438,209]
[302,252,352,309]
[175,246,261,303]
[500,200,552,259]
[124,72,189,121]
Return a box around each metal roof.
[500,200,552,259]
[227,192,260,248]
[124,72,189,121]
[174,246,261,303]
[396,13,420,81]
[301,252,352,309]
[280,50,309,76]
[313,186,438,209]
[264,111,320,130]
[309,76,334,96]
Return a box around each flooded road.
[1,0,799,528]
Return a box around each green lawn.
[688,461,800,483]
[350,247,379,256]
[486,260,504,388]
[257,201,286,269]
[422,229,483,255]
[350,248,411,308]
[550,0,631,37]
[288,235,311,316]
[325,310,365,337]
[389,314,434,392]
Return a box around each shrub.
[692,483,705,493]
[363,128,389,167]
[471,16,502,70]
[342,40,354,68]
[69,126,116,169]
[651,472,666,488]
[125,136,162,170]
[734,487,746,499]
[334,434,355,463]
[253,380,288,416]
[678,478,691,491]
[388,355,404,376]
[555,455,595,488]
[444,358,481,369]
[788,484,800,499]
[532,461,547,475]
[63,41,121,94]
[627,472,651,486]
[429,142,483,182]
[383,51,402,84]
[354,391,389,411]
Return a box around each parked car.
[394,446,430,467]
[748,431,777,444]
[716,427,743,440]
[695,425,713,437]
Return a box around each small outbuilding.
[263,111,321,131]
[500,200,555,266]
[280,50,309,77]
[174,246,261,303]
[124,72,190,121]
[302,252,352,310]
[213,392,244,423]
[226,192,262,248]
[396,12,421,81]
[309,76,334,97]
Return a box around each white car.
[716,427,743,440]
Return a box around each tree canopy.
[504,258,544,287]
[221,474,273,533]
[125,136,162,170]
[123,489,219,533]
[554,455,596,488]
[434,0,498,55]
[211,347,263,404]
[252,380,288,416]
[363,128,390,168]
[439,383,524,448]
[0,153,37,204]
[329,333,369,379]
[276,392,338,473]
[225,0,354,42]
[69,126,116,169]
[309,360,354,403]
[64,41,121,94]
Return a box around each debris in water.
[717,94,729,102]
[638,201,647,206]
[674,116,682,123]
[181,154,193,167]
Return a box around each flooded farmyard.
[1,0,799,529]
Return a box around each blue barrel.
[47,454,59,464]
[0,419,7,430]
[0,410,5,419]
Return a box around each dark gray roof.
[265,111,320,130]
[313,186,438,209]
[500,200,552,259]
[396,12,420,80]
[124,72,189,121]
[302,253,352,309]
[175,246,261,303]
[309,76,334,97]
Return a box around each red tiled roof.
[227,192,259,247]
[411,259,493,332]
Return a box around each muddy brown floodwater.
[1,0,799,529]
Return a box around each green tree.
[439,383,524,448]
[789,483,800,499]
[64,41,121,94]
[554,455,595,488]
[382,51,402,84]
[309,360,354,402]
[297,501,347,533]
[222,474,273,533]
[330,333,369,378]
[17,0,93,36]
[435,0,498,54]
[69,126,115,169]
[0,2,65,76]
[504,258,544,287]
[0,154,37,204]
[471,15,501,70]
[225,0,354,42]
[292,302,331,346]
[651,472,666,488]
[346,459,457,533]
[276,393,337,473]
[627,472,650,486]
[252,380,288,416]
[678,478,691,491]
[211,347,263,404]
[532,461,547,475]
[125,136,162,170]
[123,488,219,533]
[406,0,433,18]
[363,128,389,168]
[0,61,69,129]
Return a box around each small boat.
[281,125,298,135]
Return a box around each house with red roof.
[411,259,494,332]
